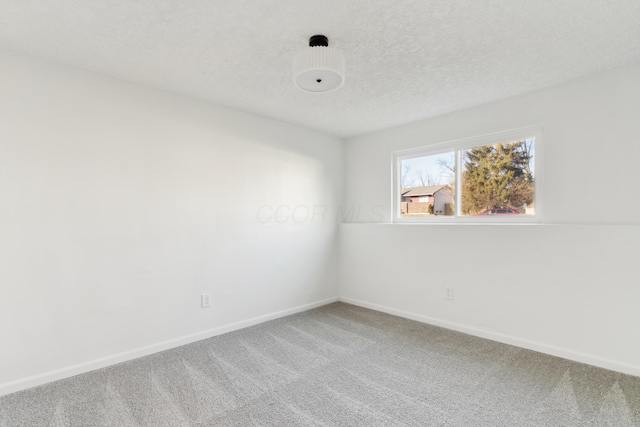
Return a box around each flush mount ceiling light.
[293,35,345,93]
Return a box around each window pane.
[461,138,535,216]
[400,152,455,217]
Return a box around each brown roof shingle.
[400,185,447,197]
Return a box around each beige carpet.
[1,302,638,426]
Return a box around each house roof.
[0,2,638,138]
[401,185,447,197]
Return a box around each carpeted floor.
[1,302,639,426]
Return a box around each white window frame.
[392,125,543,224]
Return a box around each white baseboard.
[339,296,640,378]
[0,297,338,397]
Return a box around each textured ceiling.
[1,1,639,138]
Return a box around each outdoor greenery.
[462,140,534,214]
[399,138,534,217]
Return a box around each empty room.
[1,1,639,426]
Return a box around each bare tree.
[436,156,455,185]
[515,139,534,176]
[416,170,437,186]
[401,164,414,188]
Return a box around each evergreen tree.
[462,141,534,214]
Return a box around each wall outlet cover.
[445,287,454,300]
[201,294,211,308]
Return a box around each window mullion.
[455,149,462,217]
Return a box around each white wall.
[341,63,640,376]
[0,50,342,395]
[2,46,638,398]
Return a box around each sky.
[401,138,535,189]
[401,152,454,188]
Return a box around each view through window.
[396,131,539,221]
[400,152,455,216]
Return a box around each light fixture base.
[309,35,328,47]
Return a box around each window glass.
[461,139,535,216]
[399,152,455,217]
[393,128,541,223]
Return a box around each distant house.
[401,185,454,215]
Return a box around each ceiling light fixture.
[293,35,345,93]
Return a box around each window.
[393,126,542,223]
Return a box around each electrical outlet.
[201,293,211,308]
[445,287,454,300]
